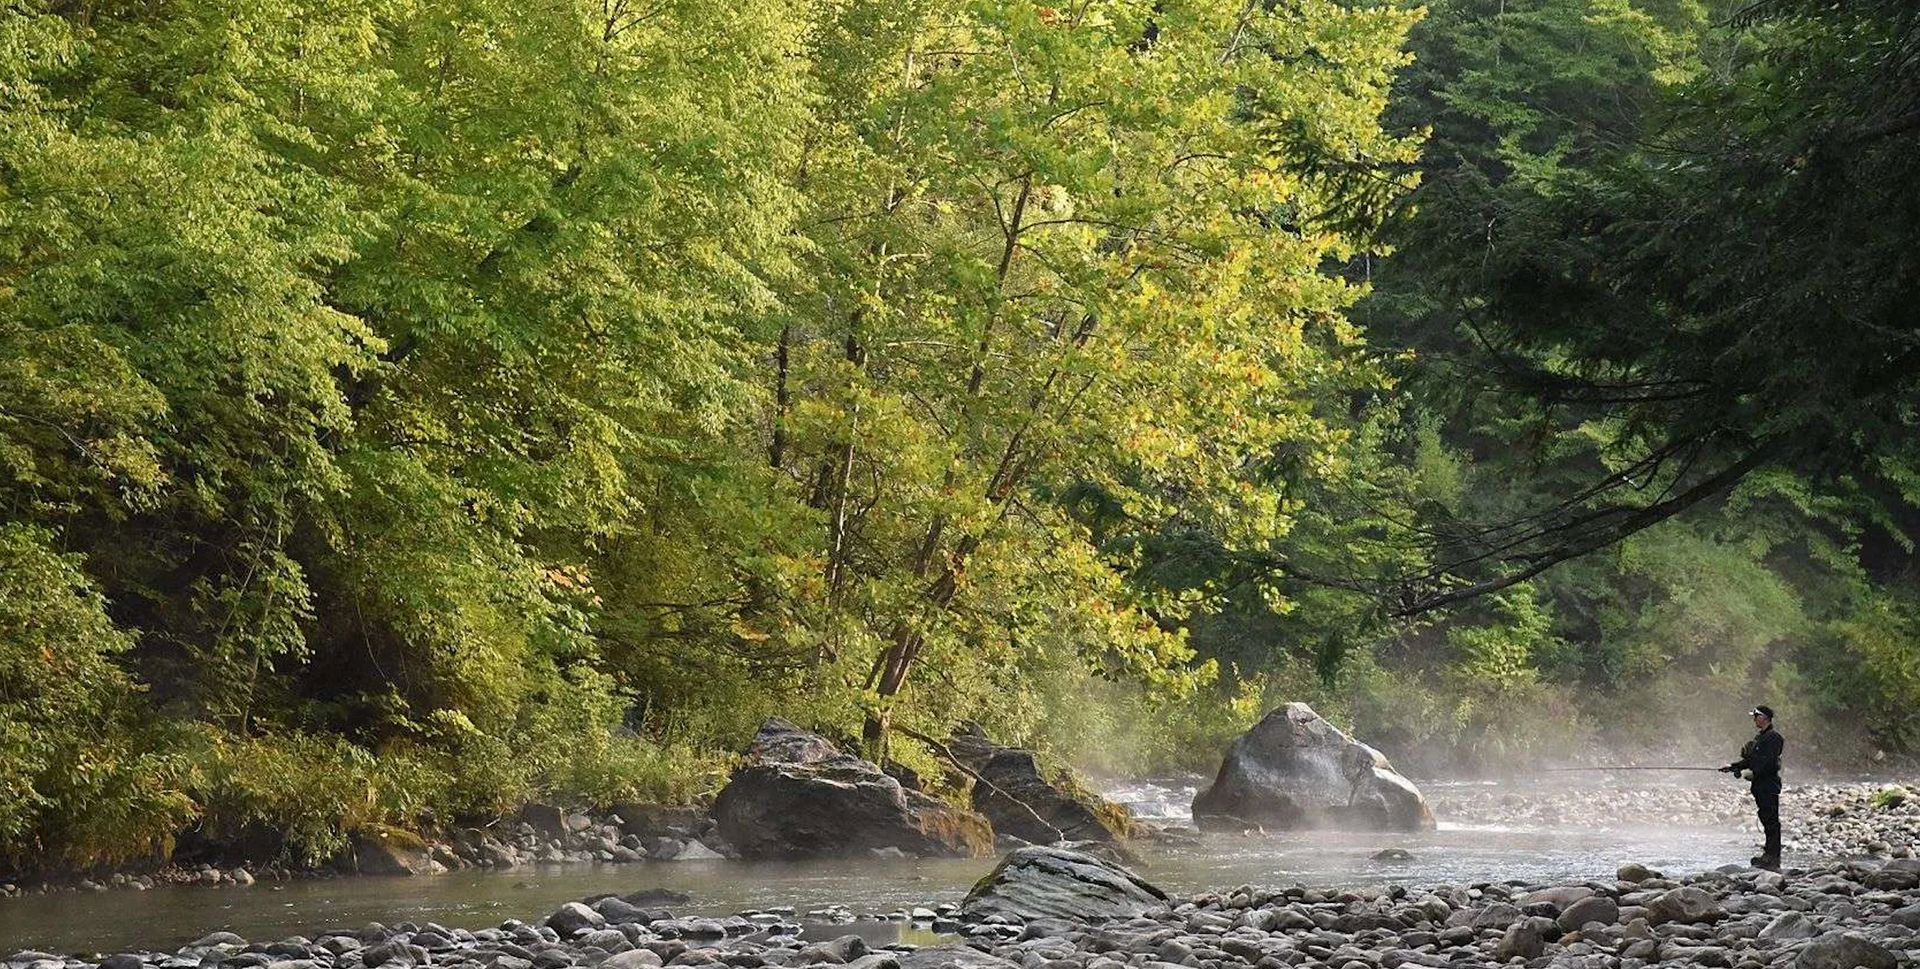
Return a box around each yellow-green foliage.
[0,526,194,869]
[3,0,1918,873]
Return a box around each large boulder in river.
[961,845,1167,922]
[947,725,1134,845]
[1191,703,1435,832]
[339,826,437,875]
[712,718,993,860]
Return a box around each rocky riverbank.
[1432,780,1920,859]
[12,850,1919,969]
[0,805,728,900]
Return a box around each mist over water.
[2,777,1780,956]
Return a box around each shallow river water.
[0,780,1775,955]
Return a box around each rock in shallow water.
[712,718,992,860]
[546,902,607,936]
[961,846,1166,922]
[946,726,1134,847]
[1191,703,1434,832]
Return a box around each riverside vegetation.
[4,0,1920,876]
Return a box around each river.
[0,779,1770,955]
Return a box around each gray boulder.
[894,947,1022,969]
[947,725,1134,845]
[1758,911,1818,940]
[547,902,608,936]
[1558,895,1620,932]
[342,829,435,876]
[1796,932,1896,969]
[1644,886,1723,925]
[1616,863,1658,883]
[712,718,992,860]
[1496,922,1545,961]
[600,953,663,969]
[1191,704,1434,832]
[961,846,1167,922]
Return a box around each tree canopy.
[2,0,1916,870]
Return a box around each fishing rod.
[1543,765,1723,772]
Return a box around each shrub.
[0,526,195,870]
[1870,785,1910,810]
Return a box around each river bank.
[10,853,1919,969]
[7,779,1915,906]
[0,806,729,901]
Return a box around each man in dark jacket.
[1722,705,1784,868]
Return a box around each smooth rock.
[1758,911,1817,940]
[1496,922,1545,961]
[1617,864,1658,883]
[712,719,992,860]
[604,952,666,969]
[549,902,609,936]
[1645,887,1723,925]
[1558,895,1620,932]
[1190,704,1434,832]
[344,829,436,877]
[961,846,1168,922]
[1794,932,1896,969]
[893,947,1022,969]
[947,724,1134,845]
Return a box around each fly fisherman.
[1720,705,1784,868]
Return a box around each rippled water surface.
[0,779,1778,955]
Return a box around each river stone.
[1517,886,1592,911]
[548,902,608,936]
[602,952,665,969]
[1795,932,1896,969]
[961,846,1167,922]
[1645,886,1723,925]
[946,724,1134,845]
[673,840,725,861]
[1495,922,1545,961]
[1471,902,1524,930]
[712,719,992,860]
[796,935,869,964]
[360,943,427,968]
[189,933,248,949]
[593,897,653,924]
[343,828,436,876]
[99,957,143,969]
[1758,911,1818,940]
[894,947,1021,969]
[1616,863,1658,883]
[1558,895,1620,931]
[1190,704,1434,832]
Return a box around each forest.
[2,0,1917,872]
